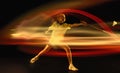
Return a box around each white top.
[48,21,71,45]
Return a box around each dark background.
[0,0,120,73]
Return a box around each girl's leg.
[59,45,78,71]
[30,44,52,64]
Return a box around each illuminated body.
[30,14,87,71]
[48,21,71,45]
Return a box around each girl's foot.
[68,64,78,71]
[30,56,39,64]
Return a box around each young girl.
[30,13,87,71]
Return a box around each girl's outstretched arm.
[71,21,87,27]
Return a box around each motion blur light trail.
[1,36,120,46]
[19,45,120,57]
[1,9,120,57]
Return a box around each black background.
[0,0,120,73]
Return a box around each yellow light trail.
[10,26,120,46]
